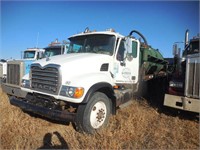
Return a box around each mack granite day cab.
[2,39,69,98]
[11,28,168,134]
[164,29,200,113]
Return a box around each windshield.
[68,34,116,55]
[188,40,199,54]
[44,48,62,57]
[183,40,199,56]
[23,51,36,59]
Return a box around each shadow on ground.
[37,131,69,149]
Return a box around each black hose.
[129,30,148,45]
[84,27,89,33]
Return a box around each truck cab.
[22,48,44,60]
[11,28,167,134]
[44,39,69,57]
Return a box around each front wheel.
[75,92,111,134]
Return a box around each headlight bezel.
[60,85,84,99]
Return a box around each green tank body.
[129,30,168,79]
[140,46,168,76]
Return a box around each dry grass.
[0,87,199,149]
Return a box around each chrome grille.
[31,64,60,95]
[185,54,200,99]
[7,63,22,85]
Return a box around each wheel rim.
[90,101,107,129]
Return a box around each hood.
[33,53,112,67]
[31,53,112,83]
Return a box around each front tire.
[75,92,111,134]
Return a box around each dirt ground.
[0,86,199,149]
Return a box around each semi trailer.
[10,28,168,134]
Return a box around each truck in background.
[44,39,69,57]
[164,29,200,113]
[2,39,69,98]
[0,48,45,85]
[10,28,168,134]
[22,48,45,61]
[1,47,45,97]
[0,59,7,84]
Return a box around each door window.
[117,40,125,61]
[132,41,138,58]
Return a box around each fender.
[58,72,116,103]
[82,82,115,103]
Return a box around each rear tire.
[75,92,111,134]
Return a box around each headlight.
[21,79,30,88]
[60,86,84,98]
[169,81,183,88]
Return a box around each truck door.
[113,37,140,84]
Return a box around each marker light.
[169,81,183,88]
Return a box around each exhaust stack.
[185,29,189,48]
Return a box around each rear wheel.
[75,92,111,134]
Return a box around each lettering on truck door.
[114,37,140,84]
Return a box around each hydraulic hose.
[129,30,148,45]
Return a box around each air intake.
[100,63,109,71]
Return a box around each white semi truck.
[10,28,168,134]
[1,48,45,97]
[164,30,200,113]
[0,48,45,85]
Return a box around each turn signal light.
[74,87,84,98]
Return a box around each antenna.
[36,32,39,48]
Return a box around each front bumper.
[164,94,200,113]
[2,83,27,98]
[10,96,76,122]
